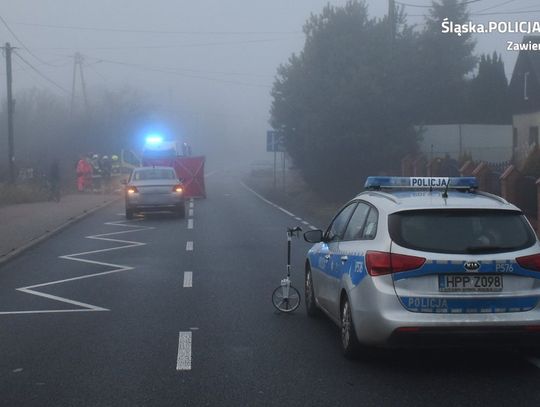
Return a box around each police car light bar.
[364,176,478,190]
[145,134,164,145]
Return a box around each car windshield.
[133,169,176,181]
[389,209,536,254]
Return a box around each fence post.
[401,154,414,177]
[413,155,427,176]
[472,162,493,192]
[500,165,521,205]
[459,160,476,177]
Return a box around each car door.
[314,202,357,313]
[327,202,373,318]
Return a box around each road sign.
[266,130,285,152]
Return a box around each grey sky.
[1,1,539,162]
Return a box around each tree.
[0,86,153,181]
[416,0,477,124]
[271,1,421,198]
[466,52,511,124]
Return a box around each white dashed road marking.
[186,241,194,251]
[183,272,193,288]
[176,331,192,371]
[0,220,153,315]
[189,202,194,209]
[188,209,194,217]
[188,219,194,229]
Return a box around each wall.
[513,112,540,167]
[417,124,513,163]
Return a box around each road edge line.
[239,181,319,229]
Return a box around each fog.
[0,0,537,173]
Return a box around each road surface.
[2,169,540,406]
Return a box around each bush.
[0,183,49,205]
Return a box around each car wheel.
[341,296,361,359]
[176,204,186,218]
[126,209,134,220]
[305,266,320,317]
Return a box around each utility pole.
[70,52,89,116]
[70,53,78,115]
[388,0,396,44]
[4,42,15,183]
[78,53,89,113]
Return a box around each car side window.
[326,203,357,242]
[361,207,378,239]
[343,203,370,241]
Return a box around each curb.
[0,196,121,267]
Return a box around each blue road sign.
[266,130,285,152]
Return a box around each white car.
[124,166,185,219]
[304,176,540,357]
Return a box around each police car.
[303,176,540,357]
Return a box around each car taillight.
[173,184,183,193]
[127,186,138,194]
[516,254,540,271]
[365,251,425,276]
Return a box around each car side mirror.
[304,229,324,243]
[178,177,184,183]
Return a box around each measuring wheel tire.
[272,285,301,313]
[305,266,321,317]
[340,296,361,359]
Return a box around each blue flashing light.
[364,176,478,190]
[145,134,164,145]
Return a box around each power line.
[13,50,69,93]
[34,38,292,51]
[408,7,540,17]
[472,9,540,15]
[473,0,517,13]
[88,57,272,88]
[0,13,59,67]
[10,21,302,36]
[396,0,484,8]
[84,56,272,79]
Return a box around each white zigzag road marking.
[0,220,154,315]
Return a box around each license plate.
[439,274,503,292]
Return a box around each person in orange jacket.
[76,154,93,192]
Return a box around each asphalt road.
[3,169,540,406]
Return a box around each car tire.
[126,209,134,220]
[340,296,361,359]
[305,266,320,317]
[176,204,186,219]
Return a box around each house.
[509,36,540,167]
